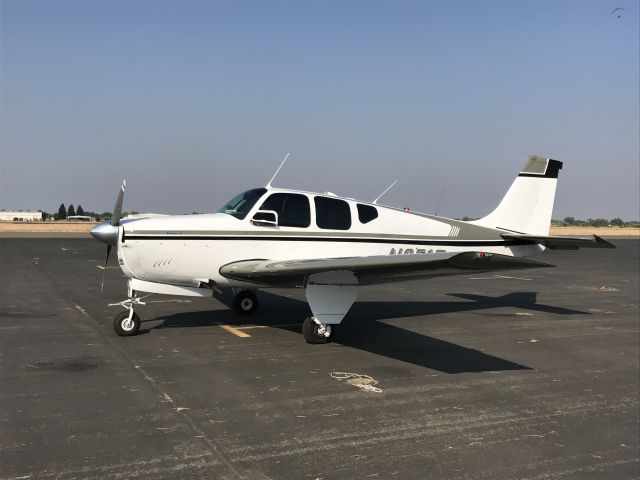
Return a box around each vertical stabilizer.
[469,156,563,235]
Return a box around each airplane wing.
[501,234,615,250]
[219,252,553,287]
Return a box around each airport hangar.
[0,210,43,221]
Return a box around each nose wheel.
[113,310,141,336]
[233,290,258,315]
[303,317,333,344]
[110,293,148,336]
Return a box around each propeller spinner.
[90,180,126,291]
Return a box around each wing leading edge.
[219,252,553,287]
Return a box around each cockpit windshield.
[217,188,267,219]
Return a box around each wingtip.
[594,235,616,249]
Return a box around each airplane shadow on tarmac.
[149,291,588,374]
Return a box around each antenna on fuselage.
[434,186,447,216]
[373,180,398,205]
[266,153,290,188]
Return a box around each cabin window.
[314,196,351,230]
[217,188,267,220]
[357,204,378,224]
[258,193,311,228]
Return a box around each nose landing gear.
[113,310,141,336]
[110,294,148,336]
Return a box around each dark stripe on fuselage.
[123,233,528,247]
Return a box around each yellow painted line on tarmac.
[219,322,303,337]
[96,265,119,270]
[219,325,252,338]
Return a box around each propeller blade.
[101,245,112,293]
[111,180,126,226]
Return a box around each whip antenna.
[266,153,290,188]
[434,186,447,216]
[373,180,398,205]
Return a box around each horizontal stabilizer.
[501,234,615,250]
[220,252,553,287]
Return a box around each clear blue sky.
[1,0,638,220]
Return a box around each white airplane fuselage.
[116,187,543,289]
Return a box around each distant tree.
[77,205,84,216]
[461,216,477,221]
[590,218,609,227]
[58,203,67,220]
[96,214,101,221]
[564,216,575,225]
[67,204,75,217]
[610,217,624,227]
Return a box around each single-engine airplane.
[91,155,614,343]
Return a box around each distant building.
[0,211,43,222]
[66,215,94,222]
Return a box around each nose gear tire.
[114,311,141,336]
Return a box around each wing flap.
[220,252,552,287]
[502,234,615,250]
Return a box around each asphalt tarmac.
[0,237,638,479]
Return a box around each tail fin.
[470,156,563,235]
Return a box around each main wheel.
[303,317,332,344]
[113,311,141,336]
[233,290,258,315]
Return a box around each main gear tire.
[302,317,332,344]
[233,290,258,316]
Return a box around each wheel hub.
[316,323,332,338]
[122,317,134,331]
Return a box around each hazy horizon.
[1,0,638,221]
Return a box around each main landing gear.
[231,290,334,343]
[233,290,258,316]
[108,282,346,344]
[303,317,333,344]
[302,273,357,345]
